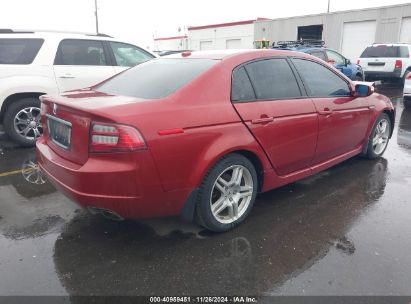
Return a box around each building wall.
[153,38,188,51]
[255,3,411,60]
[188,23,254,51]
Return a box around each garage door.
[400,17,411,43]
[341,21,377,62]
[226,39,242,49]
[200,41,213,50]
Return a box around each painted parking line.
[0,169,23,178]
[0,168,34,178]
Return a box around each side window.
[55,39,108,66]
[292,58,351,97]
[310,51,326,61]
[231,67,255,102]
[0,39,44,64]
[325,50,345,65]
[109,42,154,67]
[244,58,301,100]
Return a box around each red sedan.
[36,50,395,232]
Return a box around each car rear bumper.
[364,70,402,80]
[36,137,190,219]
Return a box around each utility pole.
[94,0,99,34]
[327,0,331,13]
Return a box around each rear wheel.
[364,113,391,159]
[195,154,257,232]
[3,98,42,147]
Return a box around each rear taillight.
[395,59,403,69]
[90,122,146,153]
[357,59,360,65]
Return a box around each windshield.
[96,58,218,99]
[360,46,409,58]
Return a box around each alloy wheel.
[372,118,390,155]
[13,107,43,140]
[210,165,254,224]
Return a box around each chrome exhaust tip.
[88,207,124,221]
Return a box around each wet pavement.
[0,85,411,296]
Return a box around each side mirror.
[354,83,373,97]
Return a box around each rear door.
[107,41,155,74]
[53,39,116,92]
[232,58,318,176]
[291,58,371,164]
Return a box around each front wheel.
[195,154,258,232]
[364,113,391,159]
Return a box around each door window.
[292,58,351,97]
[231,67,255,102]
[54,39,108,66]
[243,59,301,100]
[326,50,345,65]
[310,50,326,61]
[109,42,153,67]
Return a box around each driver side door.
[326,49,353,79]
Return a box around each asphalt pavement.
[0,85,410,297]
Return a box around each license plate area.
[46,114,72,150]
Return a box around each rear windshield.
[96,58,218,99]
[0,38,44,64]
[360,46,409,58]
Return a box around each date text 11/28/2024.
[149,297,258,303]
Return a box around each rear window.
[96,58,218,99]
[360,46,409,58]
[0,38,44,64]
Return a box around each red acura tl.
[36,49,395,232]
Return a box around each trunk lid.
[40,89,147,165]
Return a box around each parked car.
[36,50,395,232]
[359,43,411,84]
[0,29,156,146]
[403,72,411,109]
[273,40,364,81]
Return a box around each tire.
[195,153,258,232]
[3,97,42,147]
[364,113,391,159]
[404,98,411,109]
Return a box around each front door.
[232,58,318,176]
[291,58,371,164]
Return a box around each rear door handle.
[251,116,274,124]
[318,108,333,116]
[59,74,75,79]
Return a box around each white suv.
[358,43,411,84]
[0,30,156,146]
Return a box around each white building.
[153,35,188,52]
[153,3,411,61]
[187,19,270,50]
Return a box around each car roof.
[165,49,312,60]
[0,29,114,41]
[367,43,411,47]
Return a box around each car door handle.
[59,74,75,79]
[318,108,333,116]
[251,116,274,124]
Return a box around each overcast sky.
[1,0,409,49]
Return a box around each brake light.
[395,60,403,69]
[90,122,146,153]
[357,59,360,65]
